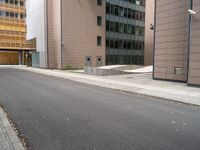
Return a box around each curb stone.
[5,65,200,107]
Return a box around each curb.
[7,66,200,107]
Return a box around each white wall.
[26,0,47,68]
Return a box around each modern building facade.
[154,0,200,86]
[0,0,35,65]
[26,0,105,69]
[26,0,153,69]
[106,0,145,65]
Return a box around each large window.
[106,3,145,21]
[106,39,144,51]
[106,20,144,36]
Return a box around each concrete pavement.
[6,65,200,106]
[0,67,200,150]
[0,106,24,150]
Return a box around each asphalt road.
[0,68,200,150]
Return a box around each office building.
[0,0,35,65]
[106,0,146,65]
[154,0,200,86]
[26,0,152,69]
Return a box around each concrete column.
[18,50,22,65]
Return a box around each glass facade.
[0,0,25,19]
[0,0,35,50]
[106,0,145,65]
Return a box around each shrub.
[64,64,72,70]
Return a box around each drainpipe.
[152,0,157,79]
[187,0,193,84]
[60,0,63,69]
[45,0,49,68]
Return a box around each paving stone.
[0,108,24,150]
[0,116,14,150]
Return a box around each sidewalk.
[0,107,24,150]
[7,65,200,106]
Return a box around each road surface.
[0,68,200,150]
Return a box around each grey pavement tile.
[0,107,24,150]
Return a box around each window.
[114,39,119,48]
[128,9,131,18]
[119,23,123,33]
[110,22,114,32]
[119,7,124,17]
[106,39,110,48]
[110,40,114,48]
[115,22,119,32]
[128,24,132,34]
[131,26,135,35]
[110,4,115,15]
[119,40,123,49]
[106,3,110,14]
[97,0,102,5]
[124,24,127,33]
[135,26,139,35]
[106,21,109,31]
[132,41,135,49]
[136,0,140,5]
[141,12,145,21]
[132,10,135,19]
[15,13,19,19]
[97,36,102,46]
[10,12,14,18]
[124,8,128,17]
[139,27,144,36]
[97,16,102,26]
[15,0,19,5]
[127,41,131,49]
[20,14,24,19]
[123,40,127,49]
[10,0,14,4]
[20,1,24,6]
[115,6,119,16]
[0,10,5,16]
[135,11,139,20]
[6,11,9,17]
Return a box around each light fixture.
[188,9,196,15]
[150,24,154,30]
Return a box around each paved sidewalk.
[5,65,200,106]
[0,107,24,150]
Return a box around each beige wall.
[144,0,154,66]
[61,0,106,68]
[47,0,62,69]
[154,0,200,86]
[154,0,189,82]
[27,0,105,69]
[188,0,200,85]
